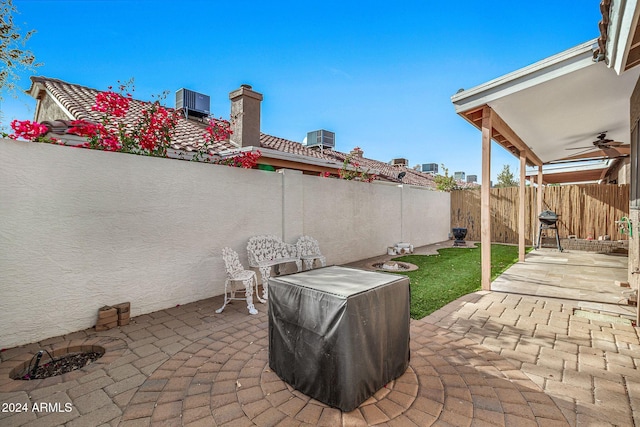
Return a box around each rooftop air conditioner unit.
[304,130,335,149]
[176,88,210,118]
[421,163,438,174]
[390,158,408,166]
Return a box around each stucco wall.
[35,94,71,122]
[0,139,450,347]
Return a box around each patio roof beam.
[490,111,544,167]
[460,106,544,167]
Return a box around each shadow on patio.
[491,247,634,319]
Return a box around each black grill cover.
[268,266,410,412]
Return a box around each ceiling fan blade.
[559,150,608,161]
[600,140,623,147]
[566,146,595,150]
[563,147,597,156]
[558,144,631,161]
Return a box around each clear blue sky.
[2,0,601,182]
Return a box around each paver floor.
[1,243,639,426]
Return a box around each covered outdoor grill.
[536,210,563,252]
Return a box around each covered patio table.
[268,265,410,411]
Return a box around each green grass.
[393,244,525,319]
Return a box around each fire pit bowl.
[452,227,467,246]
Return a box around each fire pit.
[371,261,419,272]
[10,346,105,380]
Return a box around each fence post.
[278,168,304,242]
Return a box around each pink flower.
[9,120,48,141]
[68,120,101,138]
[203,118,232,143]
[92,90,131,118]
[216,150,261,169]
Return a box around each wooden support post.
[519,153,526,262]
[481,107,492,290]
[537,167,543,247]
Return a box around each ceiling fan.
[562,132,630,161]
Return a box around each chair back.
[222,247,245,277]
[296,235,321,257]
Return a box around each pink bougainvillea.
[338,152,377,182]
[215,150,262,169]
[130,102,181,154]
[204,118,232,143]
[67,83,181,155]
[91,87,131,118]
[9,119,48,141]
[9,81,244,166]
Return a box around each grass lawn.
[394,244,526,319]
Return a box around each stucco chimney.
[229,84,263,147]
[350,146,364,157]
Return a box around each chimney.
[229,84,263,147]
[350,146,364,157]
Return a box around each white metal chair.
[216,247,265,315]
[296,235,327,271]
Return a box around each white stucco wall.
[0,139,450,347]
[401,185,451,246]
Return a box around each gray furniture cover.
[268,266,410,412]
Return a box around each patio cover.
[450,38,640,289]
[452,39,640,167]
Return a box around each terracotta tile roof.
[31,76,436,188]
[259,133,334,160]
[259,133,436,187]
[31,76,237,154]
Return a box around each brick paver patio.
[1,245,639,426]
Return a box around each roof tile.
[31,76,436,188]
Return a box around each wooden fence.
[450,184,630,244]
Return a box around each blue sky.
[2,0,601,182]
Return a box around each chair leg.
[253,274,266,304]
[259,267,271,300]
[216,279,231,313]
[304,259,313,271]
[243,278,258,315]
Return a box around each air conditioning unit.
[421,163,438,174]
[390,158,408,166]
[304,130,335,149]
[454,171,466,180]
[176,88,210,118]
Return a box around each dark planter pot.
[452,227,467,246]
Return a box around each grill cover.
[539,210,559,225]
[268,266,410,412]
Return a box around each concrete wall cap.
[229,85,263,101]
